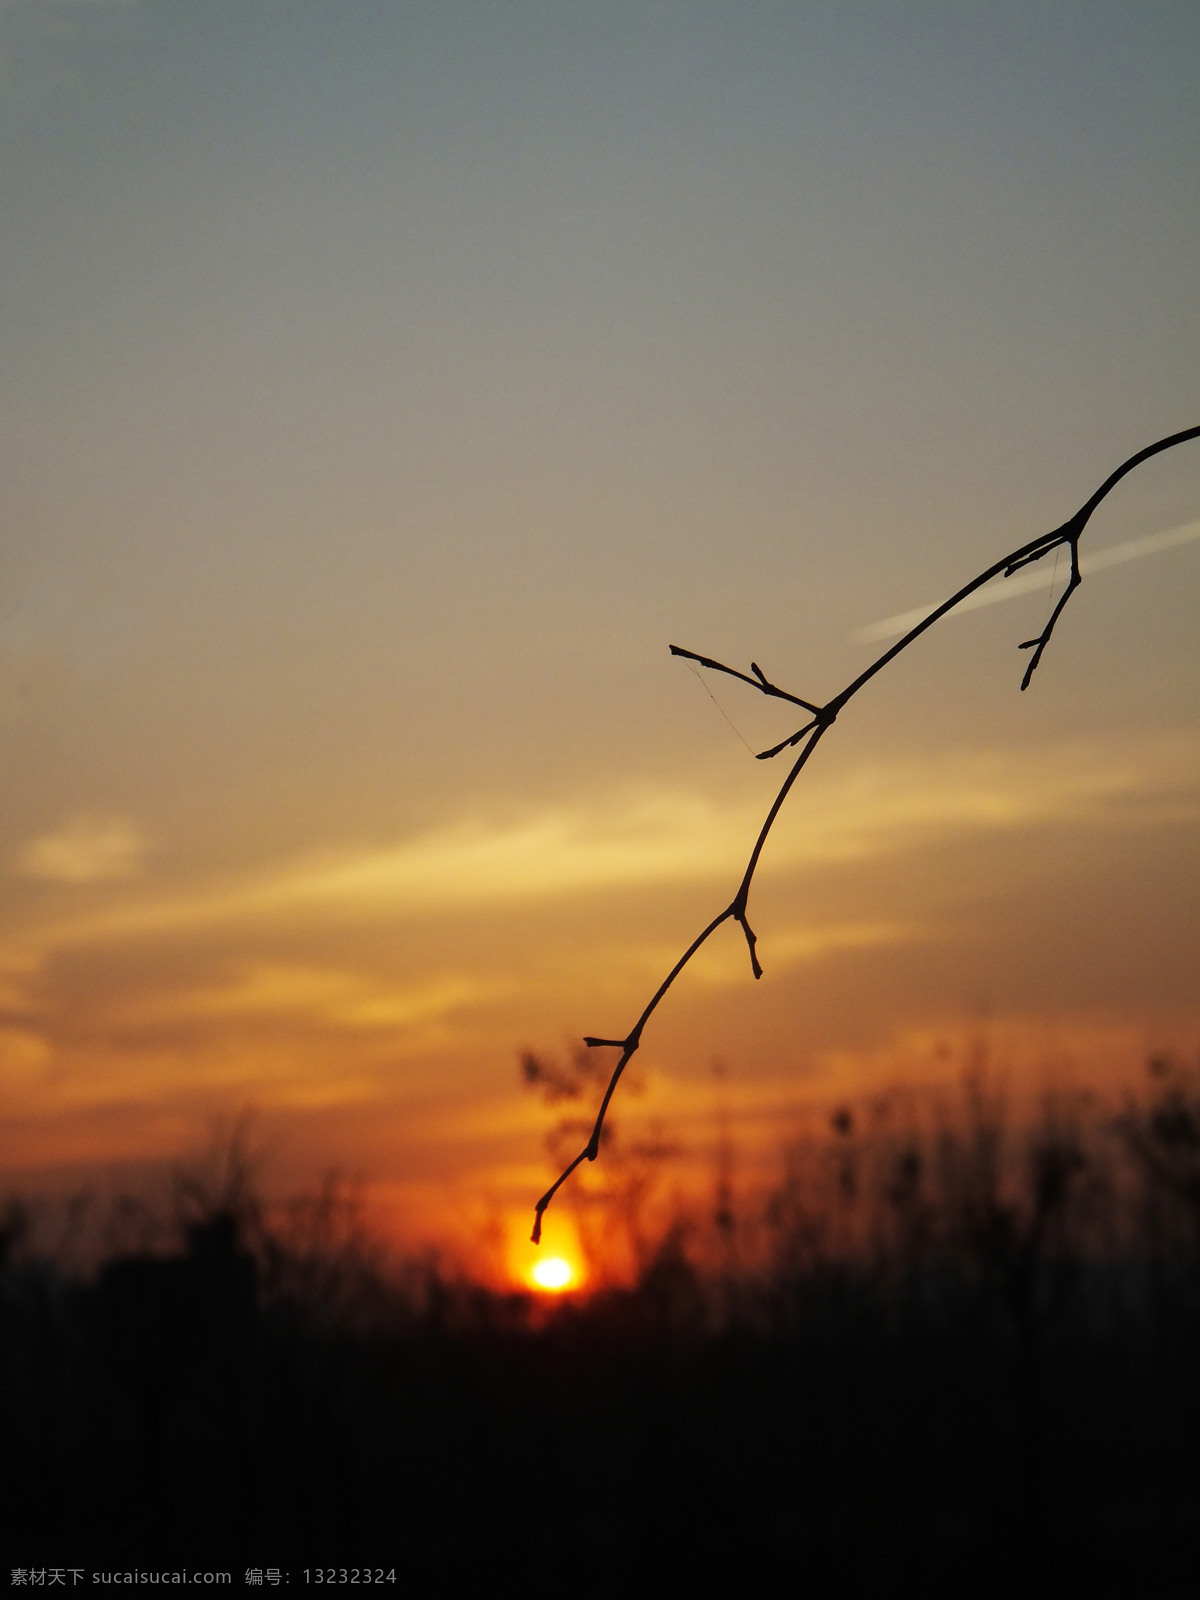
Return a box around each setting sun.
[531,1256,574,1292]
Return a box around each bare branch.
[756,719,820,761]
[1018,534,1081,691]
[734,910,762,980]
[668,644,822,713]
[532,425,1200,1241]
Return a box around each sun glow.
[531,1256,574,1292]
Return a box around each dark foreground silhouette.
[3,1063,1199,1595]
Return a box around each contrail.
[853,519,1200,645]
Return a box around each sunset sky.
[2,1,1198,1277]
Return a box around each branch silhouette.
[531,425,1200,1242]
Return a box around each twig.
[532,425,1200,1242]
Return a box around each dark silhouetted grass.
[3,1060,1200,1594]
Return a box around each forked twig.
[532,425,1200,1241]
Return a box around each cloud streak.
[14,816,149,884]
[108,964,506,1034]
[854,520,1200,644]
[16,728,1198,957]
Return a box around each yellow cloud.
[14,815,148,884]
[111,964,504,1033]
[17,727,1200,951]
